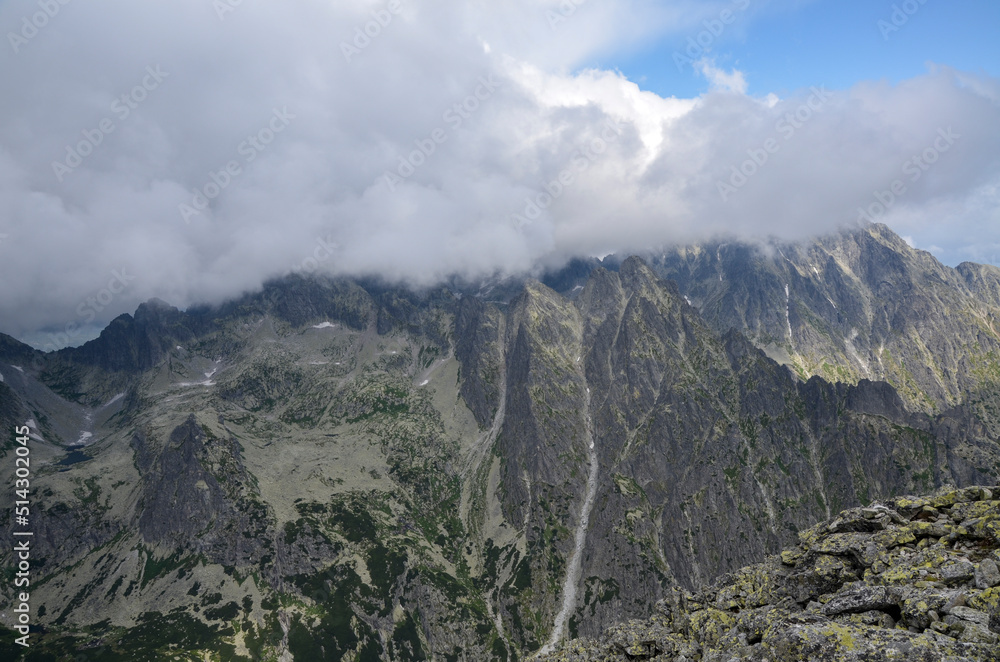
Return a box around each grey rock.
[941,560,976,583]
[943,592,969,613]
[951,606,992,626]
[822,585,898,616]
[958,622,1000,645]
[975,558,1000,589]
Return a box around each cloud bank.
[1,0,998,347]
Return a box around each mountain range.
[1,222,999,660]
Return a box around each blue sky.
[595,0,1000,99]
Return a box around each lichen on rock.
[537,485,1000,661]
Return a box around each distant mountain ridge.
[645,224,1000,419]
[1,223,998,660]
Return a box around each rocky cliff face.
[647,223,1000,418]
[462,257,999,649]
[538,485,1000,661]
[0,226,999,660]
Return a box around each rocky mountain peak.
[0,332,40,365]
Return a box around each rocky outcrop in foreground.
[539,486,1000,661]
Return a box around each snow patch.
[12,365,23,373]
[845,328,872,378]
[103,392,126,407]
[73,431,93,446]
[24,420,44,442]
[312,322,338,329]
[309,361,328,366]
[419,379,429,386]
[178,377,216,388]
[684,295,692,306]
[784,284,793,342]
[541,380,598,654]
[0,371,4,382]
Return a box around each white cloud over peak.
[0,0,998,347]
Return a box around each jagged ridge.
[1,226,999,659]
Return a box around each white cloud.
[697,59,748,94]
[0,0,998,345]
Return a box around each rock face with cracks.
[538,485,1000,661]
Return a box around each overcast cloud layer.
[1,0,999,348]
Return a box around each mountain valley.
[1,223,999,660]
